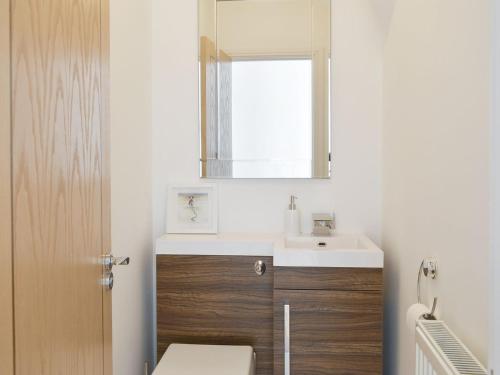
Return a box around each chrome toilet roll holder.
[417,258,438,320]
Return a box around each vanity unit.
[156,234,384,375]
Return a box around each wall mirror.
[198,0,331,179]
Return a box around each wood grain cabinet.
[156,255,274,375]
[273,267,383,375]
[156,256,383,375]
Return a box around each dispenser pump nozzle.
[289,195,298,210]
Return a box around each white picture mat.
[166,185,218,234]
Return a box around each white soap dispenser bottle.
[285,195,301,236]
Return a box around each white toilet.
[153,344,256,375]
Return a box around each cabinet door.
[157,255,274,375]
[274,289,383,375]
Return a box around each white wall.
[491,0,500,370]
[382,0,491,373]
[152,0,386,241]
[110,0,153,374]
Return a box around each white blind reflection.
[230,59,313,178]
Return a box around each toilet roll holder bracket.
[417,258,438,320]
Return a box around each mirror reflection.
[199,0,331,178]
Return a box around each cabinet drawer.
[274,267,383,291]
[273,289,383,375]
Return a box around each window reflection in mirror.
[199,0,331,179]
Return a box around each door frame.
[0,0,13,373]
[101,0,112,373]
[491,0,500,371]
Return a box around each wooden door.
[9,0,112,374]
[274,289,383,375]
[0,0,14,373]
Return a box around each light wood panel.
[274,289,383,375]
[11,0,108,374]
[100,0,112,373]
[0,0,14,373]
[157,255,274,375]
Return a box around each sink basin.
[274,234,383,268]
[285,236,365,250]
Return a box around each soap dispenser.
[285,195,301,236]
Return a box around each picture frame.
[166,184,218,234]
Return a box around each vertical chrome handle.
[284,304,290,375]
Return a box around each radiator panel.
[415,321,487,375]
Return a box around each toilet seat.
[153,344,256,375]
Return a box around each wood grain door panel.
[100,0,112,372]
[157,255,274,375]
[0,0,14,372]
[10,0,110,373]
[273,289,383,375]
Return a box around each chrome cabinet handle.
[284,304,290,375]
[254,260,266,276]
[102,254,130,271]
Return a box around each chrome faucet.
[312,213,335,236]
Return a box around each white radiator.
[415,320,487,375]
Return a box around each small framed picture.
[166,184,218,234]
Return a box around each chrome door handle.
[284,304,290,375]
[102,254,130,271]
[112,256,130,266]
[102,271,114,290]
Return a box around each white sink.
[155,233,383,268]
[285,235,365,250]
[274,234,384,268]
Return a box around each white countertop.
[156,233,384,268]
[156,233,276,256]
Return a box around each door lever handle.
[102,254,130,270]
[112,256,130,266]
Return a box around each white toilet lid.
[153,344,255,375]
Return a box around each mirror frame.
[197,0,333,179]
